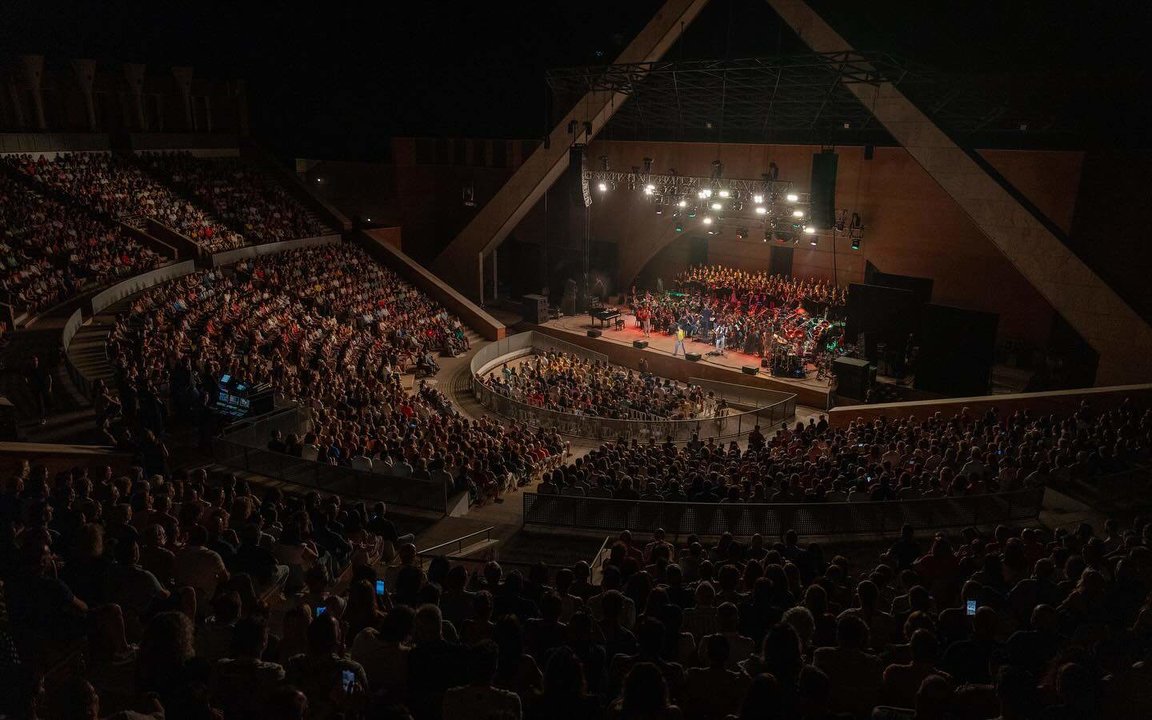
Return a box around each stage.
[534,311,833,410]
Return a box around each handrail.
[418,527,495,557]
[522,485,1049,537]
[470,331,796,442]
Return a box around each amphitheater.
[0,2,1150,719]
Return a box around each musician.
[714,322,727,356]
[636,305,652,337]
[672,324,687,357]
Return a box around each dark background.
[2,0,1149,159]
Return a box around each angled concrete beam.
[432,0,710,303]
[766,0,1152,385]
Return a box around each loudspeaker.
[742,365,759,375]
[633,340,648,349]
[864,144,874,160]
[810,151,839,230]
[833,356,872,401]
[587,329,602,338]
[569,145,591,208]
[521,294,549,325]
[685,352,702,362]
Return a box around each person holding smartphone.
[284,613,368,720]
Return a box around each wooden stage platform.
[534,312,833,410]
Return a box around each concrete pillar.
[171,66,195,131]
[71,59,98,131]
[19,55,47,130]
[123,63,147,130]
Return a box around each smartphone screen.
[375,579,386,596]
[341,670,355,693]
[315,606,326,618]
[966,600,977,616]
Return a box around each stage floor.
[540,311,833,400]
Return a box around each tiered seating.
[6,152,244,252]
[4,455,1152,720]
[104,243,561,504]
[0,172,165,316]
[139,152,334,245]
[544,403,1150,501]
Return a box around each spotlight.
[702,216,713,225]
[792,210,805,218]
[786,193,799,203]
[655,206,663,215]
[752,194,764,204]
[644,184,655,195]
[851,235,861,250]
[707,227,717,236]
[718,189,730,198]
[755,207,767,215]
[702,188,713,199]
[804,225,816,235]
[677,200,687,208]
[687,207,697,218]
[710,202,722,211]
[597,182,608,192]
[675,222,684,233]
[697,190,707,200]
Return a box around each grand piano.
[591,307,622,329]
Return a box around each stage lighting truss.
[586,168,811,236]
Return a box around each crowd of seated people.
[5,455,1152,720]
[482,351,724,421]
[539,401,1150,502]
[0,172,165,315]
[139,152,332,246]
[6,153,246,252]
[631,266,848,369]
[104,243,560,504]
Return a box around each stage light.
[675,222,684,232]
[851,235,861,250]
[755,206,767,215]
[702,188,713,199]
[753,194,764,204]
[710,202,722,211]
[687,207,697,218]
[786,193,799,202]
[792,210,805,218]
[804,225,816,235]
[702,216,713,225]
[678,200,687,208]
[718,189,730,198]
[597,182,608,192]
[655,206,663,215]
[707,227,717,235]
[643,184,655,195]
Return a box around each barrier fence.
[212,405,449,514]
[470,331,796,442]
[522,486,1047,537]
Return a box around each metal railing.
[212,405,449,513]
[522,486,1047,537]
[418,527,495,558]
[470,331,796,442]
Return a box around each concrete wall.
[209,234,341,267]
[828,383,1152,428]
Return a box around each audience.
[0,172,165,315]
[483,350,723,421]
[4,449,1152,720]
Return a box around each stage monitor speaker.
[633,340,648,349]
[810,151,839,230]
[833,356,872,401]
[587,329,602,338]
[685,352,702,362]
[521,294,549,325]
[742,365,759,375]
